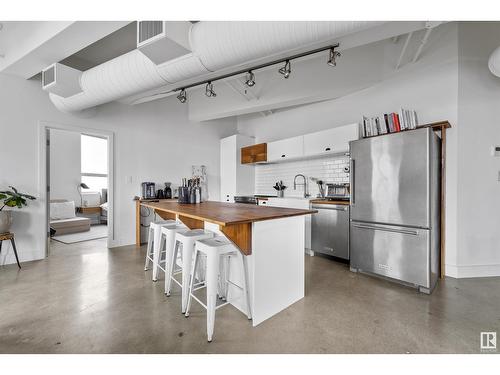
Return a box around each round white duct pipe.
[50,21,379,113]
[190,21,377,71]
[488,46,500,77]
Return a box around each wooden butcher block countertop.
[310,199,350,205]
[141,200,317,227]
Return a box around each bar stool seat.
[168,229,214,313]
[160,224,190,295]
[144,220,177,281]
[185,236,252,342]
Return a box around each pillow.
[81,192,101,207]
[50,201,76,220]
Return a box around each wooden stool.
[0,232,21,269]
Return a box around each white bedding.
[50,201,76,220]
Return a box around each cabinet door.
[304,124,359,156]
[220,136,236,202]
[241,143,267,164]
[267,136,304,162]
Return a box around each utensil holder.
[277,190,284,198]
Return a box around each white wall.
[0,72,237,266]
[49,128,81,205]
[452,22,500,278]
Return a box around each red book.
[392,113,401,132]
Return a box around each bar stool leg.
[10,238,21,269]
[144,227,154,271]
[241,255,251,320]
[206,250,219,342]
[165,241,180,296]
[224,255,231,301]
[181,238,196,313]
[185,248,200,318]
[152,227,163,282]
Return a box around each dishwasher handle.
[311,204,348,211]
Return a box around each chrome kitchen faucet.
[293,174,310,198]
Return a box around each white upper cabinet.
[267,135,304,162]
[303,123,359,157]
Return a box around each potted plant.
[0,186,36,233]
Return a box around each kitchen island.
[140,200,316,326]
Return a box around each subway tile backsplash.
[255,155,350,198]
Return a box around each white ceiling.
[0,21,131,78]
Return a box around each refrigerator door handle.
[351,223,419,236]
[350,159,355,205]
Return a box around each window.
[81,134,108,192]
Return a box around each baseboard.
[445,263,500,278]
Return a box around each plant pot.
[0,211,13,233]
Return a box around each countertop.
[141,200,317,227]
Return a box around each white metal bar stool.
[185,236,252,342]
[144,220,177,281]
[161,223,189,296]
[168,228,214,313]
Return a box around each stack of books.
[361,108,419,138]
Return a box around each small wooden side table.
[0,232,21,269]
[77,206,102,224]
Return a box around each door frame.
[38,121,116,256]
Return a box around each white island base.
[207,215,305,326]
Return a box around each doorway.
[38,122,114,257]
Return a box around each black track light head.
[205,81,216,98]
[177,88,187,103]
[327,47,341,67]
[278,60,291,79]
[245,70,256,87]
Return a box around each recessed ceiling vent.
[42,65,55,87]
[42,63,82,98]
[138,21,164,44]
[137,21,192,65]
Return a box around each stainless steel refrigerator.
[349,127,441,294]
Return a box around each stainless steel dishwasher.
[311,203,350,260]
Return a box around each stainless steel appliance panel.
[350,128,431,228]
[350,221,430,288]
[311,204,349,260]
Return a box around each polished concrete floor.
[0,238,499,354]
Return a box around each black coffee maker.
[164,182,172,199]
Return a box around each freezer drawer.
[311,204,349,260]
[350,221,431,288]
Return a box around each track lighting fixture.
[278,60,291,79]
[327,47,341,67]
[176,88,187,103]
[205,81,216,97]
[245,70,256,87]
[165,44,340,105]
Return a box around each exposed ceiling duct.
[49,21,383,113]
